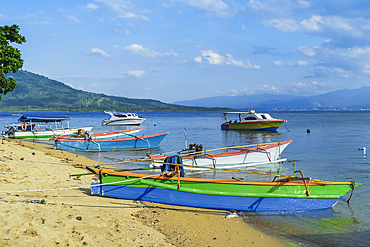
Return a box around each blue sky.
[1,1,370,103]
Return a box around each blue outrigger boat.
[53,132,169,151]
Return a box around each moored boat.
[89,163,360,212]
[53,132,169,151]
[1,115,93,139]
[101,111,145,126]
[147,140,293,170]
[221,110,285,131]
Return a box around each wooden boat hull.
[101,118,145,126]
[54,132,169,151]
[8,126,94,139]
[91,169,360,211]
[221,120,285,131]
[149,140,292,169]
[73,128,142,139]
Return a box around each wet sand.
[0,138,292,246]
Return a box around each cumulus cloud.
[87,3,99,10]
[298,45,370,75]
[265,14,368,40]
[265,19,299,32]
[194,56,202,63]
[274,60,308,66]
[97,0,149,20]
[88,48,110,57]
[216,88,249,96]
[121,44,177,58]
[259,80,328,95]
[195,50,260,69]
[67,14,81,23]
[174,0,234,17]
[127,70,146,78]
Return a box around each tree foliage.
[0,24,26,99]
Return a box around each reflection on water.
[222,129,283,145]
[242,207,363,247]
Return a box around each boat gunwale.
[55,132,169,142]
[95,168,359,187]
[149,140,293,160]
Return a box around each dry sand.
[0,138,293,246]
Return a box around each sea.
[1,110,369,247]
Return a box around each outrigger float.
[87,157,360,212]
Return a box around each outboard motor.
[188,143,203,152]
[161,155,184,177]
[2,126,15,136]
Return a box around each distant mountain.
[0,70,229,112]
[174,87,370,110]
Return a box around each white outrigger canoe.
[2,115,93,139]
[101,111,145,126]
[147,140,293,170]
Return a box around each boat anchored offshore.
[1,115,93,139]
[221,110,286,131]
[101,111,146,126]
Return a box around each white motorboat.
[101,111,146,126]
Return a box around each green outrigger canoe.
[89,160,360,212]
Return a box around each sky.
[1,0,370,103]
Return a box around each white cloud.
[127,70,146,78]
[174,0,233,17]
[197,50,260,69]
[266,15,368,39]
[298,46,370,75]
[264,19,299,32]
[297,60,308,66]
[88,48,110,57]
[194,56,202,63]
[122,44,177,58]
[67,14,81,23]
[274,60,284,66]
[261,84,281,93]
[87,3,99,10]
[97,0,149,20]
[117,12,149,21]
[298,46,317,57]
[274,60,308,66]
[300,15,322,32]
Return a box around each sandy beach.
[0,138,291,246]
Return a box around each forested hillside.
[0,70,226,112]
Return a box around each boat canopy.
[223,111,273,119]
[18,115,71,123]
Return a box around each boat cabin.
[223,110,274,123]
[113,112,138,118]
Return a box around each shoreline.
[0,138,292,246]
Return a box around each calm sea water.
[1,111,369,246]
